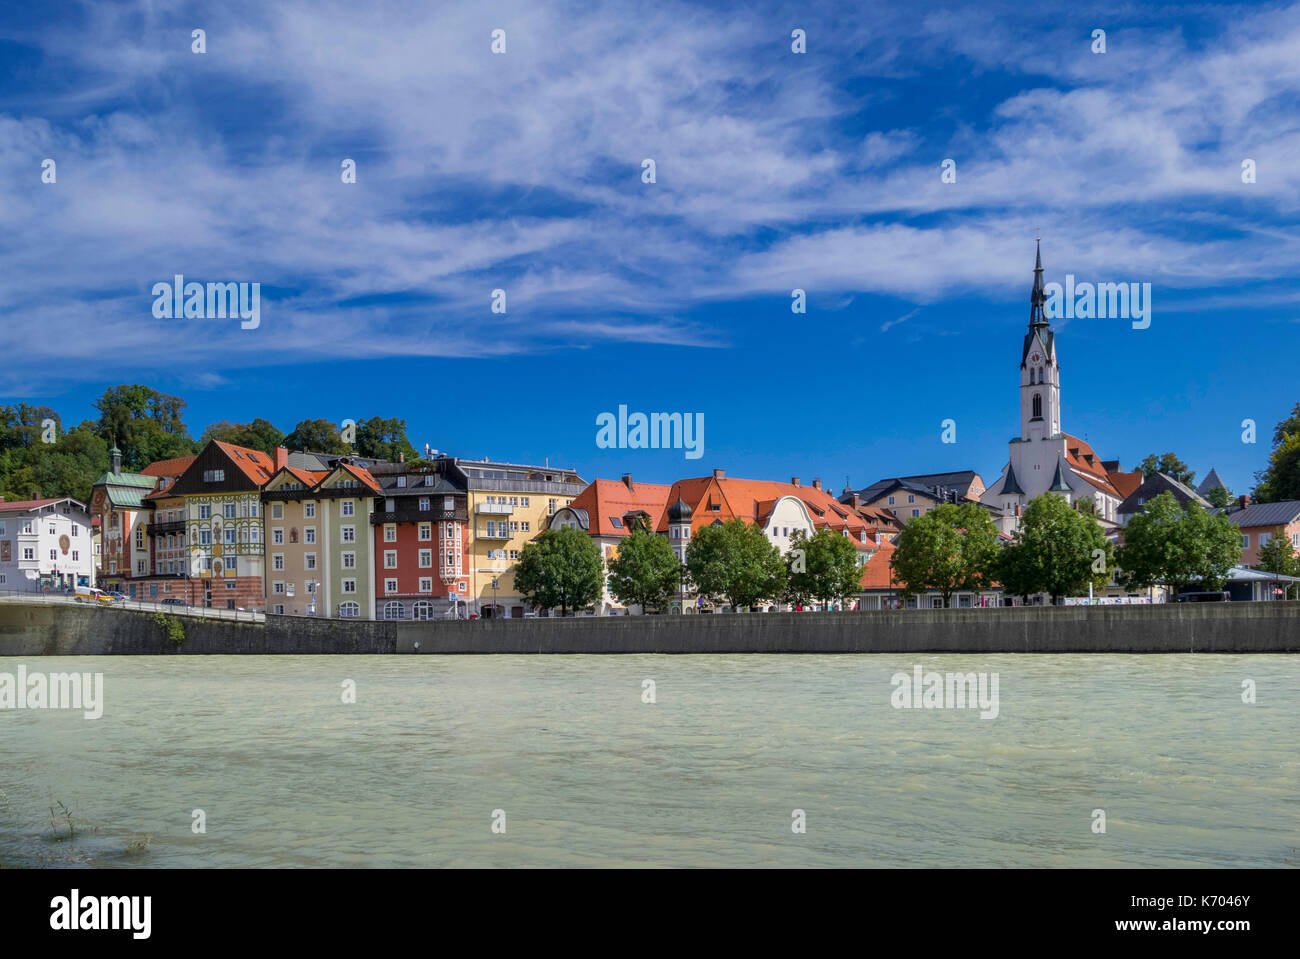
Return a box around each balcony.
[151,520,186,535]
[476,502,514,515]
[479,529,511,540]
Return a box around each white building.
[981,242,1142,533]
[0,497,96,593]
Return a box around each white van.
[74,586,113,604]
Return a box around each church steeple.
[1029,238,1048,329]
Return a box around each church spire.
[1029,238,1048,329]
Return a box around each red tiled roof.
[657,475,879,544]
[568,478,673,537]
[212,441,276,486]
[0,497,65,513]
[1063,433,1120,498]
[337,462,381,492]
[141,456,197,478]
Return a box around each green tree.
[1117,492,1241,594]
[606,516,681,613]
[787,527,862,609]
[685,518,786,611]
[1256,528,1299,600]
[513,526,604,616]
[201,418,285,455]
[92,385,195,471]
[889,501,1000,606]
[1254,403,1300,502]
[284,418,348,454]
[35,424,111,504]
[996,493,1113,604]
[355,416,421,462]
[1205,484,1233,508]
[1138,452,1195,486]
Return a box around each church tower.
[1019,240,1061,441]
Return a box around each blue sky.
[2,0,1298,495]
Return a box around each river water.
[2,654,1296,867]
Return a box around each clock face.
[1029,351,1042,364]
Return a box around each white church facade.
[981,243,1142,534]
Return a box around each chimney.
[274,446,288,472]
[622,473,634,491]
[791,477,800,487]
[713,468,725,479]
[851,493,862,509]
[812,478,822,490]
[1238,494,1251,510]
[399,452,405,464]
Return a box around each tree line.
[0,384,422,504]
[513,517,868,615]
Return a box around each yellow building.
[453,458,586,617]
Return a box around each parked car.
[1177,591,1231,602]
[74,586,113,604]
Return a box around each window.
[272,504,284,519]
[1242,535,1250,548]
[509,549,520,560]
[273,528,283,545]
[200,529,212,546]
[305,527,316,544]
[199,505,211,519]
[385,499,395,512]
[549,499,557,515]
[384,579,398,595]
[342,579,357,594]
[50,548,58,561]
[250,527,259,544]
[273,553,284,571]
[342,526,355,543]
[305,553,316,571]
[72,550,79,561]
[521,521,530,532]
[203,469,225,483]
[1032,393,1043,419]
[418,497,430,511]
[224,527,236,544]
[384,601,405,619]
[342,501,355,517]
[509,521,519,532]
[225,580,237,591]
[248,502,258,518]
[273,581,286,595]
[413,600,434,620]
[342,552,356,569]
[385,551,397,569]
[397,476,407,488]
[907,494,915,504]
[1293,532,1299,548]
[338,602,360,618]
[911,509,920,518]
[418,549,432,567]
[418,523,432,541]
[1259,533,1272,547]
[304,502,316,518]
[419,577,433,593]
[384,525,396,542]
[444,496,455,510]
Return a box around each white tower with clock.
[1020,241,1060,442]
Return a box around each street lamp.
[491,577,499,619]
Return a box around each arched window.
[338,602,360,618]
[1037,366,1045,383]
[413,601,434,620]
[1032,393,1042,419]
[384,601,405,620]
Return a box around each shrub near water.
[152,612,185,647]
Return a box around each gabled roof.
[562,478,672,537]
[0,497,86,514]
[211,441,276,486]
[333,462,382,492]
[1118,472,1210,516]
[1224,500,1300,529]
[853,471,982,503]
